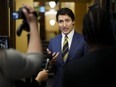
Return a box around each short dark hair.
[56,7,75,22]
[83,4,116,46]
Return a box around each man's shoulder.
[74,31,84,39]
[74,31,83,36]
[50,34,62,41]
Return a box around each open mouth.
[63,28,68,31]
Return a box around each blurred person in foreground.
[0,4,47,87]
[62,4,116,87]
[47,7,88,87]
[15,69,48,87]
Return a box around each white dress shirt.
[61,29,74,52]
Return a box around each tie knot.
[65,35,68,39]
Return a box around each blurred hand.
[35,69,48,83]
[46,48,59,65]
[22,4,38,25]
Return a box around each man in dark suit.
[47,8,88,87]
[62,4,116,87]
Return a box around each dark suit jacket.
[48,31,88,87]
[62,47,116,87]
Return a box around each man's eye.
[65,19,70,22]
[58,20,63,23]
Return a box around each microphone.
[44,53,52,70]
[45,58,50,70]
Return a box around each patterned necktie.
[62,35,69,62]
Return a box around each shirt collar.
[62,29,74,39]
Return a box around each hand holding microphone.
[45,53,52,70]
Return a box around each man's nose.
[62,22,66,26]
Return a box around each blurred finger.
[46,48,51,54]
[53,52,59,59]
[53,52,59,61]
[52,52,56,56]
[22,8,29,18]
[22,4,34,13]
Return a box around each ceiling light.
[49,1,56,8]
[49,19,56,26]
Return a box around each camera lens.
[12,12,19,19]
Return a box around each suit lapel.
[67,32,78,61]
[56,35,65,65]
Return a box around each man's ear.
[72,21,75,25]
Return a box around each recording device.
[45,53,52,70]
[45,58,50,70]
[13,7,28,20]
[12,7,38,36]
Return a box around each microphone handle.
[45,58,50,70]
